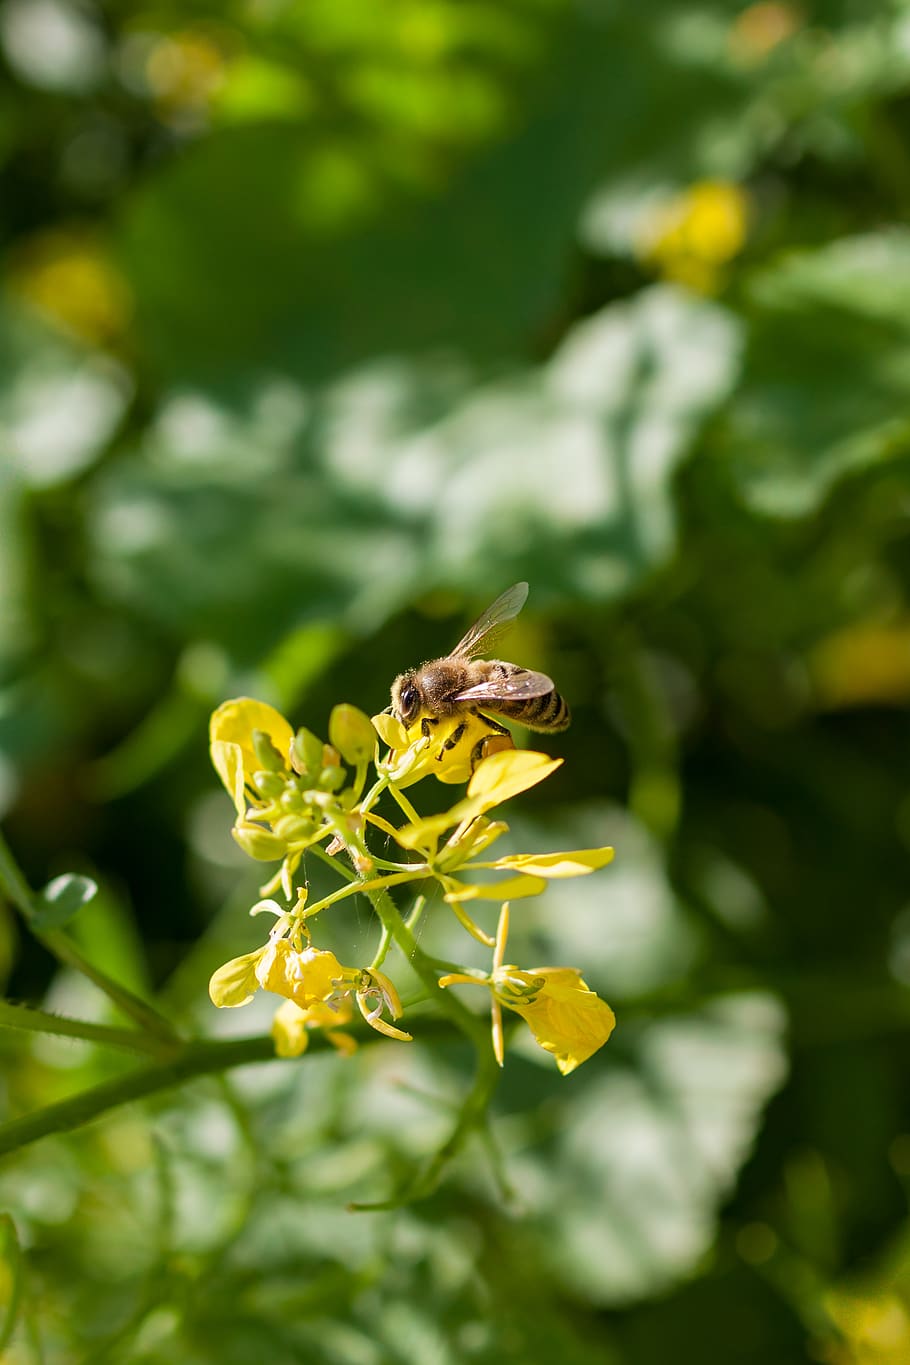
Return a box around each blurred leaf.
[85,286,740,659]
[0,1213,22,1351]
[32,873,98,930]
[723,232,910,516]
[522,991,788,1305]
[0,295,131,489]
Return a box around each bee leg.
[438,721,466,762]
[479,716,510,737]
[420,717,439,739]
[470,730,514,770]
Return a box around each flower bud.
[232,823,288,860]
[329,704,376,765]
[291,727,324,777]
[318,764,346,793]
[252,729,286,772]
[272,814,318,843]
[252,770,286,798]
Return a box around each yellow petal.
[396,808,472,849]
[208,948,265,1008]
[503,968,616,1075]
[446,873,547,901]
[487,847,615,878]
[210,698,294,813]
[255,940,347,1007]
[371,711,408,749]
[271,999,311,1057]
[467,749,563,808]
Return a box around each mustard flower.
[440,905,615,1075]
[372,710,514,787]
[271,998,357,1059]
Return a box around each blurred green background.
[3,0,910,1360]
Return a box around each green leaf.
[32,873,98,930]
[724,231,910,516]
[529,992,788,1305]
[0,1214,23,1352]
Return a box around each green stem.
[0,831,32,916]
[303,869,427,919]
[369,925,393,971]
[308,842,356,882]
[0,829,179,1045]
[358,881,487,1047]
[388,785,422,827]
[352,1041,501,1210]
[0,1034,280,1158]
[40,931,180,1043]
[0,1001,174,1056]
[405,893,427,931]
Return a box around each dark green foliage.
[2,0,910,1360]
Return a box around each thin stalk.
[0,1002,174,1057]
[358,881,487,1046]
[0,1034,279,1158]
[352,1041,500,1210]
[0,830,179,1044]
[302,869,427,919]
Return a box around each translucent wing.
[453,669,554,703]
[450,582,529,660]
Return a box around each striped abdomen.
[489,690,571,732]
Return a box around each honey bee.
[390,584,570,758]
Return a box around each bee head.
[391,671,422,725]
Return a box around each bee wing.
[450,582,529,660]
[453,668,554,703]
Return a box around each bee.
[390,583,570,761]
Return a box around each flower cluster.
[208,697,616,1074]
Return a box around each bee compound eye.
[401,683,418,715]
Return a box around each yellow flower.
[271,998,358,1058]
[638,180,749,293]
[396,747,563,848]
[439,904,615,1074]
[255,940,350,1008]
[9,228,133,345]
[210,697,294,815]
[372,710,515,787]
[208,938,354,1013]
[496,966,616,1076]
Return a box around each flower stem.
[357,880,488,1048]
[0,1034,279,1158]
[0,1001,174,1057]
[0,829,179,1044]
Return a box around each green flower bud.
[279,788,303,811]
[232,824,288,861]
[329,704,376,765]
[252,729,286,772]
[252,771,286,798]
[272,814,318,843]
[319,764,346,793]
[291,727,324,777]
